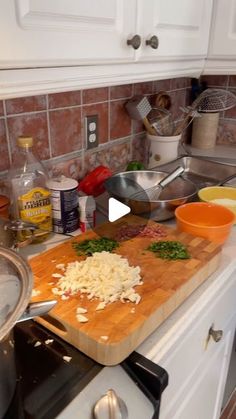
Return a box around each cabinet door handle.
[146,35,159,49]
[127,34,141,50]
[209,326,223,343]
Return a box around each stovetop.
[4,321,102,419]
[4,320,168,419]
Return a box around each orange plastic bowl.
[175,202,235,244]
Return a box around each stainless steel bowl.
[104,170,197,221]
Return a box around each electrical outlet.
[85,115,99,149]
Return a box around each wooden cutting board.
[29,215,222,365]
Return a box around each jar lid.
[17,136,33,148]
[47,175,78,191]
[0,246,33,341]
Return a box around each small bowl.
[175,202,235,244]
[198,186,236,223]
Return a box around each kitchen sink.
[157,155,236,189]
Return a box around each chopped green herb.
[72,237,119,256]
[147,240,190,260]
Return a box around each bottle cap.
[17,136,33,148]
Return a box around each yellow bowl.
[198,186,236,223]
[175,202,235,244]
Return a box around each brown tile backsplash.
[153,79,171,93]
[169,89,187,120]
[217,120,236,145]
[84,147,111,174]
[229,75,236,87]
[7,112,50,160]
[0,101,4,117]
[110,84,133,100]
[132,133,148,166]
[49,108,83,157]
[82,87,108,104]
[133,81,153,96]
[48,91,81,109]
[0,75,235,187]
[110,99,132,140]
[0,119,10,171]
[6,95,46,115]
[170,77,190,90]
[49,153,83,180]
[109,140,131,171]
[201,75,228,88]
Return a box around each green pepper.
[126,161,145,171]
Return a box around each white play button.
[108,198,130,222]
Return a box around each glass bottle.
[8,136,52,243]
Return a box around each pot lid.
[0,246,33,340]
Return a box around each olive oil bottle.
[8,136,52,243]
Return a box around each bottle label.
[18,187,52,231]
[49,187,79,234]
[80,211,96,233]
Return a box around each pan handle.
[17,300,57,323]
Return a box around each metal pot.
[105,170,197,221]
[0,246,56,418]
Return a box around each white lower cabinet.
[151,267,236,419]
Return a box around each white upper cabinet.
[204,0,236,74]
[137,0,213,61]
[0,0,214,98]
[0,0,137,68]
[0,0,212,68]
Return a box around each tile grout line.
[2,100,12,166]
[130,83,135,159]
[46,94,52,159]
[108,86,111,142]
[80,90,85,175]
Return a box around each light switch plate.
[85,115,98,149]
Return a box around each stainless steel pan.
[105,170,197,221]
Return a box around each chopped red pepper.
[78,166,112,197]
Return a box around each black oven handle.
[121,351,168,419]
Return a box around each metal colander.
[194,88,236,113]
